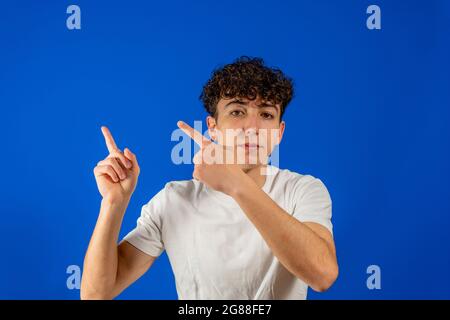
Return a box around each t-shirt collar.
[203,165,278,206]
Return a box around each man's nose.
[243,114,259,136]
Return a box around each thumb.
[124,148,140,173]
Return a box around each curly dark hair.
[200,56,294,121]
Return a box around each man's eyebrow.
[258,102,280,113]
[224,99,248,108]
[223,99,280,113]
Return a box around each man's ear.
[206,116,217,141]
[278,121,286,144]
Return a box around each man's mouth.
[240,143,260,149]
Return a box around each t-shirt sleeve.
[120,187,168,257]
[291,176,333,234]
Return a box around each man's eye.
[230,110,244,117]
[261,112,274,119]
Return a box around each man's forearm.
[230,175,338,292]
[81,197,129,299]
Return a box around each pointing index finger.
[101,126,119,153]
[177,121,210,147]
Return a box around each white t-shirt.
[122,165,333,300]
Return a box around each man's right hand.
[93,126,140,204]
[83,126,150,300]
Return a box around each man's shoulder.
[272,166,330,196]
[272,167,331,203]
[161,178,204,197]
[273,166,319,187]
[143,179,204,208]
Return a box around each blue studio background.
[1,0,449,299]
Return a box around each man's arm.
[230,175,338,292]
[177,120,339,292]
[81,198,156,299]
[81,126,155,300]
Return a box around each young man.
[81,57,338,300]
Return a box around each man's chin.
[238,163,264,173]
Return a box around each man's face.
[206,96,285,171]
